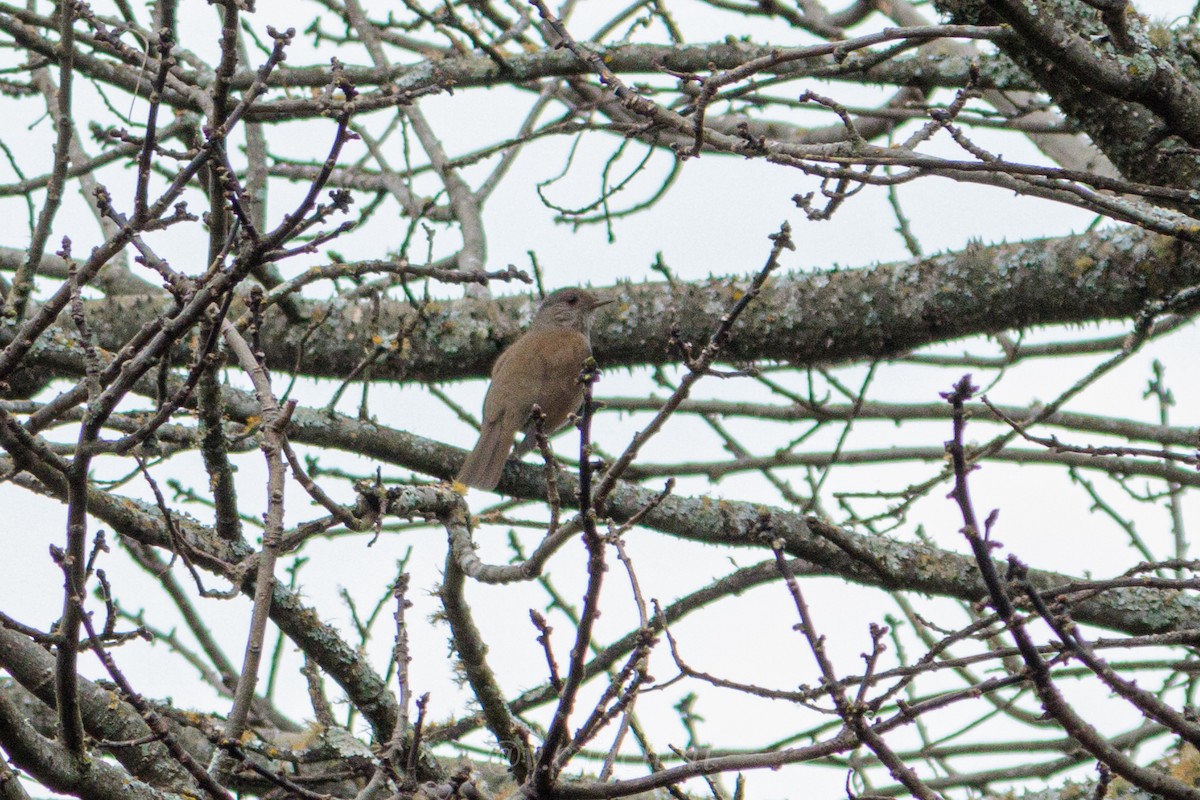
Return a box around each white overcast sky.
[2,1,1199,798]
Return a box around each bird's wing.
[532,331,591,431]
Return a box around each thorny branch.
[2,1,1200,800]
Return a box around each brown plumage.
[456,288,610,491]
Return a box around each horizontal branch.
[600,397,1199,448]
[623,446,1200,486]
[189,384,1200,639]
[28,225,1198,386]
[12,348,1194,641]
[0,8,1036,120]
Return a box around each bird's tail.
[456,421,517,491]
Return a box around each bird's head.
[531,287,612,334]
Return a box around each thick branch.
[26,226,1198,385]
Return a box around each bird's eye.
[567,294,578,304]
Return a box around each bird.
[456,287,611,491]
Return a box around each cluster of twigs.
[1,1,1200,800]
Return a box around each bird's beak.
[594,297,615,309]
